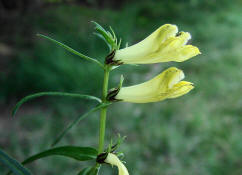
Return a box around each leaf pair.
[21,146,99,175]
[3,146,98,175]
[12,91,110,147]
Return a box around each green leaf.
[12,92,101,117]
[51,103,111,147]
[91,21,117,50]
[0,148,32,175]
[22,146,98,165]
[37,34,104,69]
[88,167,99,175]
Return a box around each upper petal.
[125,32,200,64]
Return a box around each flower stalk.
[98,65,110,154]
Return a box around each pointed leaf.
[51,103,111,147]
[22,146,97,165]
[91,21,117,50]
[37,34,104,68]
[0,149,32,175]
[12,92,101,117]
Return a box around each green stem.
[98,65,110,154]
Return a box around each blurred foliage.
[0,0,242,175]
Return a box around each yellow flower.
[109,67,194,103]
[108,24,200,65]
[104,153,129,175]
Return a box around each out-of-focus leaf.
[12,92,101,117]
[78,166,99,175]
[37,34,104,68]
[88,167,99,175]
[0,149,32,175]
[22,146,98,165]
[77,167,92,175]
[51,102,111,147]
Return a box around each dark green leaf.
[22,146,98,165]
[0,148,32,175]
[12,92,101,117]
[37,34,104,68]
[51,103,111,147]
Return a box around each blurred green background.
[0,0,242,174]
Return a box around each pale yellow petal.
[105,153,129,175]
[167,68,185,88]
[167,81,194,99]
[127,32,200,64]
[112,24,200,64]
[115,67,191,103]
[175,32,191,46]
[114,24,178,63]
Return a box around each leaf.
[22,146,98,165]
[12,92,101,117]
[88,167,99,175]
[91,21,117,50]
[37,34,104,69]
[51,103,111,147]
[0,148,32,175]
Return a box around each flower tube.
[108,67,194,103]
[107,24,200,65]
[104,153,129,175]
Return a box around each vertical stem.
[98,65,110,154]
